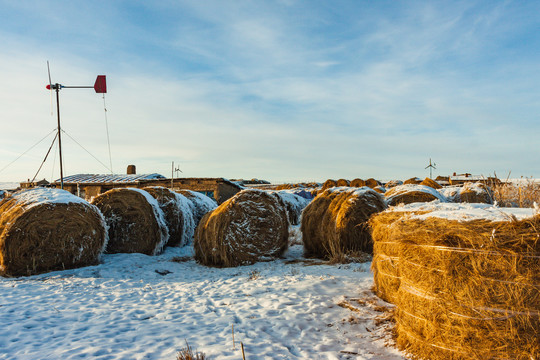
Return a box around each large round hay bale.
[439,186,461,202]
[270,190,311,225]
[403,177,422,185]
[91,188,168,255]
[322,179,337,190]
[365,178,380,188]
[350,178,366,187]
[142,186,187,247]
[176,190,217,226]
[384,180,403,188]
[380,203,540,360]
[420,177,442,189]
[336,179,350,187]
[385,184,446,206]
[301,187,387,260]
[194,189,289,267]
[0,188,107,277]
[459,182,493,204]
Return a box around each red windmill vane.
[46,61,107,189]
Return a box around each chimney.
[127,165,136,175]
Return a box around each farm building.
[48,167,242,204]
[448,173,501,186]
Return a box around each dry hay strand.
[194,189,289,267]
[420,177,442,189]
[459,182,493,204]
[365,178,381,188]
[384,180,403,188]
[176,190,217,226]
[389,211,540,360]
[0,188,107,277]
[404,177,422,185]
[91,188,168,255]
[322,179,338,190]
[336,179,350,187]
[301,187,387,260]
[385,184,445,206]
[143,186,186,247]
[350,178,366,187]
[270,190,311,226]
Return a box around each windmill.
[46,61,107,189]
[425,158,436,179]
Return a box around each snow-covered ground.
[0,241,405,360]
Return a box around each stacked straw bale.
[385,184,446,206]
[91,188,168,255]
[301,187,387,259]
[404,177,422,185]
[350,178,366,187]
[0,188,107,276]
[176,190,217,226]
[385,180,403,188]
[336,179,350,187]
[459,182,493,204]
[420,177,442,189]
[270,190,311,226]
[371,203,540,359]
[322,179,338,190]
[194,189,289,267]
[365,178,380,188]
[143,186,188,247]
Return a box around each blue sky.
[1,0,539,183]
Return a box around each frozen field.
[0,242,404,360]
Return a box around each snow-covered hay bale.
[404,177,422,185]
[194,189,289,267]
[322,179,337,190]
[387,204,540,360]
[336,179,350,187]
[385,184,446,206]
[0,188,107,277]
[271,190,311,225]
[439,186,461,202]
[384,180,403,188]
[420,177,442,189]
[373,186,386,194]
[142,186,186,247]
[365,178,380,188]
[91,188,168,255]
[301,187,387,259]
[350,178,366,187]
[460,182,493,204]
[176,190,217,226]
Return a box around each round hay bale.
[459,182,493,204]
[365,178,380,188]
[381,203,540,360]
[439,186,461,203]
[322,179,337,190]
[194,189,289,267]
[301,187,387,260]
[143,186,187,247]
[420,177,442,189]
[336,179,350,187]
[403,177,422,185]
[350,178,366,187]
[385,184,446,206]
[0,188,107,277]
[373,186,386,194]
[91,188,168,255]
[176,190,217,226]
[270,190,311,225]
[384,180,403,188]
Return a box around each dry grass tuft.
[490,178,540,208]
[176,340,207,360]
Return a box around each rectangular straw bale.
[393,215,540,360]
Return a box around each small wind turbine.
[425,158,436,179]
[46,61,107,189]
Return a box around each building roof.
[54,173,165,184]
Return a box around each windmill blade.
[47,61,53,116]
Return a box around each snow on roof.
[390,202,537,222]
[55,173,165,184]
